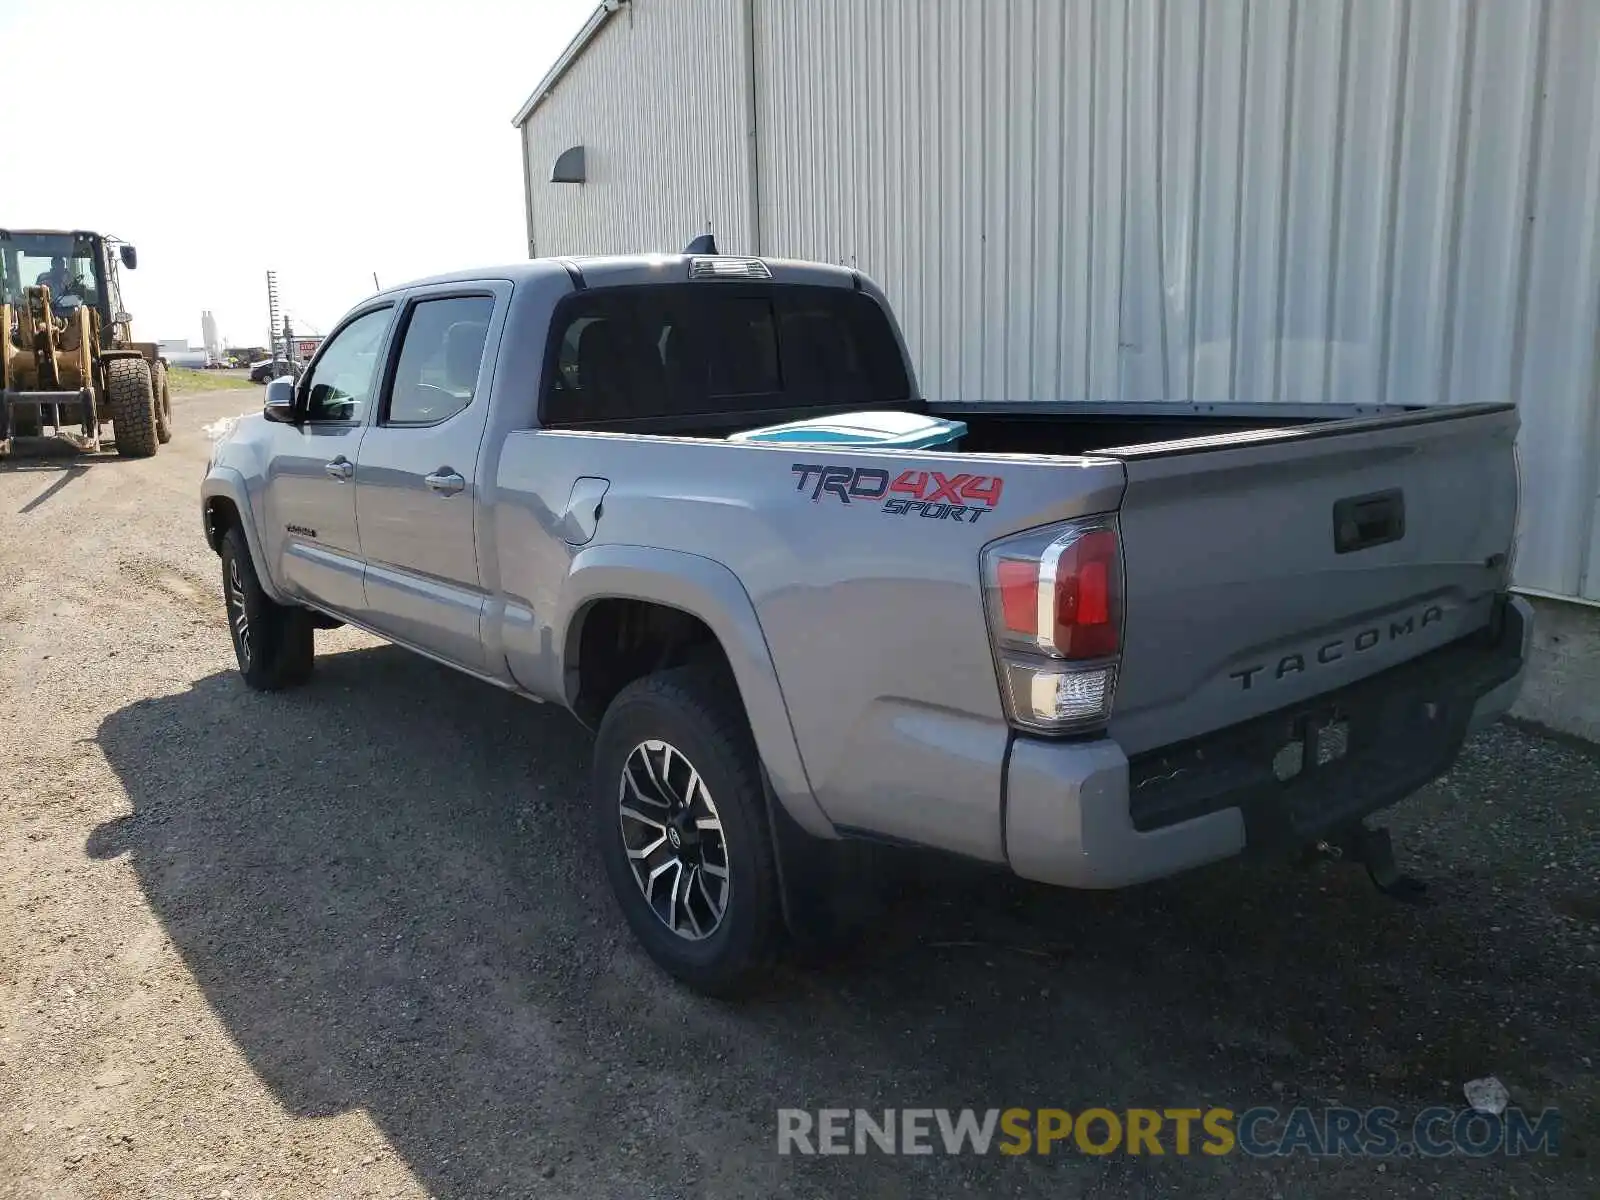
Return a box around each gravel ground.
[1,390,1596,1198]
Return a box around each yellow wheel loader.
[0,228,171,458]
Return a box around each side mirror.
[119,245,138,270]
[263,377,297,423]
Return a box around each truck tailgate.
[1104,403,1519,756]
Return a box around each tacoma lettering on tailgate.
[1229,604,1447,691]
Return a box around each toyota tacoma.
[200,250,1532,994]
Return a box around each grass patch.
[169,367,256,394]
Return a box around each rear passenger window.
[385,296,494,426]
[540,283,911,427]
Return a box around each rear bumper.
[1464,595,1534,733]
[1003,594,1532,889]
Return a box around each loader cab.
[0,229,137,348]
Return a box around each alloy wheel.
[227,557,252,669]
[618,739,730,940]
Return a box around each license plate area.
[1272,710,1352,782]
[1128,622,1514,838]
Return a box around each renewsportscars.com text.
[776,1106,1561,1158]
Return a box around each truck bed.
[508,391,1518,829]
[553,396,1440,458]
[934,399,1427,456]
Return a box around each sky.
[1,0,595,348]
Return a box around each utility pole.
[265,270,281,358]
[282,316,294,379]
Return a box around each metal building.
[515,0,1600,622]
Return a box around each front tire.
[220,526,314,690]
[150,360,173,444]
[105,358,158,457]
[592,666,781,995]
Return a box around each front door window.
[301,308,391,424]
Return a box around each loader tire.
[150,360,173,444]
[106,358,158,458]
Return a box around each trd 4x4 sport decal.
[790,464,1005,523]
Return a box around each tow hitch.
[1307,823,1430,904]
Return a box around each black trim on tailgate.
[1126,595,1524,848]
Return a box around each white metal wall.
[520,0,752,259]
[753,0,1600,601]
[520,0,1600,601]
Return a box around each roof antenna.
[684,221,717,254]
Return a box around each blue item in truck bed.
[729,410,967,450]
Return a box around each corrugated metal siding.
[520,0,752,257]
[521,0,1600,600]
[753,0,1600,600]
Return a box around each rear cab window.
[539,283,911,430]
[384,295,495,426]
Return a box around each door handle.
[324,456,354,481]
[425,469,465,496]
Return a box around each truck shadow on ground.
[90,644,1594,1197]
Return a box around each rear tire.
[150,361,173,444]
[105,358,158,458]
[592,666,781,996]
[220,526,315,690]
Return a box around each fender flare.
[556,544,835,839]
[200,469,287,603]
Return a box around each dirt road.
[1,390,1596,1198]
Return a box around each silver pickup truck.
[201,252,1531,994]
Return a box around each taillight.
[982,519,1123,732]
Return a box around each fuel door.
[560,476,610,546]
